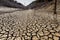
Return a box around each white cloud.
[14,0,36,6]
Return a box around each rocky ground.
[0,8,60,40]
[0,2,60,40]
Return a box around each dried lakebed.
[0,9,60,40]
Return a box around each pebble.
[49,38,52,40]
[38,31,44,36]
[1,31,6,33]
[48,34,52,38]
[1,35,7,38]
[54,33,60,37]
[53,36,59,40]
[15,37,21,40]
[32,36,38,40]
[50,30,55,33]
[0,9,60,40]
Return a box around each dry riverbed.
[0,6,60,40]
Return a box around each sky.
[14,0,36,6]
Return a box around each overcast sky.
[14,0,36,6]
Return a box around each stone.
[50,30,55,33]
[1,31,6,33]
[32,36,38,40]
[49,38,52,40]
[1,35,7,38]
[44,36,48,39]
[41,37,46,40]
[53,36,59,40]
[27,33,31,36]
[32,33,36,36]
[38,31,44,36]
[15,37,21,40]
[48,34,52,38]
[54,33,60,37]
[42,25,46,28]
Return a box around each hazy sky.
[14,0,36,6]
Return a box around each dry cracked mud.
[0,9,60,40]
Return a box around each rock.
[50,30,55,33]
[32,36,38,40]
[54,33,60,37]
[15,37,21,40]
[53,36,59,40]
[49,38,53,40]
[38,31,44,36]
[48,34,52,38]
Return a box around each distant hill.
[0,0,25,9]
[0,0,53,9]
[26,0,53,9]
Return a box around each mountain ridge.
[0,0,53,9]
